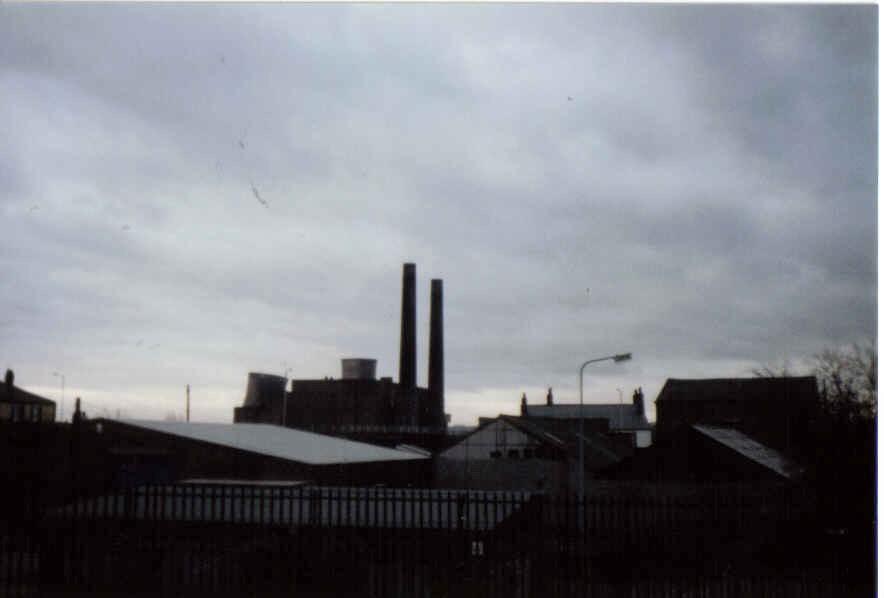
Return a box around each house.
[0,369,56,423]
[521,387,653,447]
[436,414,632,492]
[654,376,818,457]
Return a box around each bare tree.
[750,358,795,378]
[813,342,876,420]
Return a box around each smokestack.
[399,263,417,389]
[428,278,444,423]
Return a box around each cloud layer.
[0,4,876,425]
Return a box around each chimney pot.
[4,369,12,389]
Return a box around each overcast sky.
[0,4,877,425]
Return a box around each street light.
[281,365,293,427]
[577,353,631,499]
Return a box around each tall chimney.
[428,278,444,424]
[399,263,417,389]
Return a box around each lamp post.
[577,353,631,499]
[52,371,65,422]
[281,366,292,427]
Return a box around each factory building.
[234,263,447,447]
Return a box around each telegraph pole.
[186,384,190,422]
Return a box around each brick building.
[654,376,818,457]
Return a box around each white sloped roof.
[118,420,429,465]
[693,425,798,479]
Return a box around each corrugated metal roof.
[117,420,429,465]
[55,485,532,531]
[693,425,798,479]
[525,404,651,430]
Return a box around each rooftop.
[115,420,430,466]
[693,425,800,479]
[0,375,56,406]
[524,404,651,430]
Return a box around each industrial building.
[234,263,447,448]
[78,418,432,489]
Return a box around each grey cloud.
[0,4,874,424]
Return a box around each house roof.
[693,425,799,479]
[656,377,818,404]
[498,415,568,449]
[498,415,630,466]
[524,404,651,430]
[0,382,56,406]
[114,420,429,466]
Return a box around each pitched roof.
[524,404,651,430]
[0,382,56,406]
[693,425,799,479]
[498,415,630,466]
[656,377,818,404]
[114,420,429,465]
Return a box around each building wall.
[656,398,812,456]
[236,377,446,436]
[436,420,573,492]
[0,402,54,422]
[654,379,817,458]
[441,420,552,460]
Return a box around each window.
[507,449,519,459]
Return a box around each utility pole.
[186,384,190,422]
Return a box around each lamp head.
[613,353,632,363]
